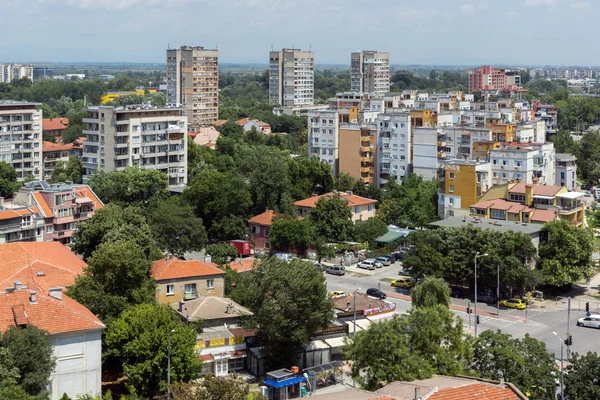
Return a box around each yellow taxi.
[500,298,527,310]
[330,290,346,297]
[390,277,415,288]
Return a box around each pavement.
[323,259,600,360]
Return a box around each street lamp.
[352,288,361,388]
[474,252,488,338]
[552,332,564,400]
[167,329,175,399]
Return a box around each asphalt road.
[325,261,600,360]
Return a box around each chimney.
[204,254,212,264]
[178,301,185,313]
[0,197,4,208]
[29,291,37,304]
[14,280,22,291]
[414,386,420,400]
[49,287,63,301]
[346,301,351,311]
[525,183,534,206]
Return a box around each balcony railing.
[183,290,198,300]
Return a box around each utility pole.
[497,264,500,316]
[567,297,571,359]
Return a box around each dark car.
[366,288,387,299]
[476,292,498,305]
[581,184,592,191]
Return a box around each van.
[326,265,345,276]
[577,314,600,328]
[358,259,376,270]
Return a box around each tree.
[88,167,169,205]
[147,197,207,256]
[411,277,451,308]
[565,352,600,399]
[231,258,332,369]
[206,243,237,266]
[538,220,594,286]
[105,304,202,398]
[171,373,262,400]
[269,216,314,254]
[335,173,356,192]
[0,347,19,384]
[61,124,81,144]
[309,193,355,242]
[215,120,244,139]
[51,155,83,183]
[551,130,580,159]
[578,130,600,184]
[344,306,470,390]
[469,330,556,399]
[1,325,56,396]
[0,161,20,198]
[355,217,388,245]
[377,175,438,228]
[287,157,334,200]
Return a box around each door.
[214,359,228,376]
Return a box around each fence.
[555,296,600,313]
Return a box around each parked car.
[330,291,346,297]
[366,288,387,299]
[359,259,376,270]
[581,184,592,191]
[273,252,293,262]
[476,292,498,305]
[374,261,384,268]
[376,256,391,266]
[576,314,600,328]
[325,265,345,276]
[500,298,527,309]
[391,277,415,288]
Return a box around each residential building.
[173,297,253,376]
[350,51,390,95]
[376,113,411,187]
[8,181,103,245]
[42,117,69,139]
[166,46,219,128]
[151,257,225,304]
[0,205,45,244]
[269,48,314,106]
[237,117,272,134]
[42,139,84,179]
[412,127,439,180]
[437,159,492,219]
[307,110,339,174]
[533,102,558,138]
[0,241,104,400]
[248,210,276,251]
[293,191,377,222]
[33,67,53,81]
[0,64,34,83]
[191,126,220,147]
[228,258,257,273]
[0,101,43,180]
[82,105,187,188]
[489,142,555,186]
[338,123,378,186]
[472,182,585,227]
[555,153,577,190]
[468,65,520,93]
[272,104,327,116]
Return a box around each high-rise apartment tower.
[269,48,314,106]
[350,51,390,95]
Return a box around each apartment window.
[184,283,196,294]
[514,160,522,167]
[449,185,455,193]
[560,172,565,179]
[368,204,373,212]
[491,209,506,220]
[400,123,405,128]
[502,173,508,179]
[492,159,497,165]
[449,198,454,205]
[46,225,52,233]
[493,172,497,178]
[449,210,455,217]
[502,160,508,166]
[355,207,361,214]
[329,120,334,124]
[449,172,455,180]
[206,279,215,289]
[166,284,174,296]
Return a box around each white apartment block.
[350,51,390,95]
[269,49,314,106]
[166,46,219,129]
[489,143,555,186]
[82,105,187,188]
[0,64,34,83]
[0,101,43,180]
[412,127,439,180]
[308,110,339,174]
[376,113,411,187]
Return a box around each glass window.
[184,283,196,293]
[449,172,455,180]
[449,185,454,192]
[491,210,506,220]
[166,284,174,295]
[207,279,214,289]
[355,207,360,214]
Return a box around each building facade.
[489,143,555,186]
[269,49,314,106]
[376,113,411,187]
[468,66,521,93]
[308,110,339,174]
[42,139,84,180]
[338,123,378,186]
[0,101,43,180]
[0,64,34,83]
[166,46,219,129]
[555,153,577,190]
[293,191,377,223]
[82,105,187,188]
[350,51,390,95]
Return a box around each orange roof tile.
[228,258,257,273]
[75,186,104,210]
[508,183,563,197]
[42,118,69,132]
[0,242,87,290]
[42,141,79,153]
[32,192,52,217]
[0,289,104,335]
[0,208,38,222]
[212,119,228,127]
[236,117,250,126]
[293,192,377,209]
[248,210,276,226]
[429,383,522,400]
[530,209,558,223]
[151,258,224,281]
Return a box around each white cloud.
[35,0,191,10]
[571,1,590,8]
[460,2,488,14]
[525,0,560,6]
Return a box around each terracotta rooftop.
[530,209,558,223]
[470,199,530,214]
[42,117,69,132]
[212,119,228,127]
[429,383,523,400]
[42,140,83,152]
[151,257,224,281]
[294,191,377,209]
[173,296,252,322]
[0,242,86,290]
[228,258,257,273]
[0,207,40,222]
[0,288,105,335]
[248,210,276,226]
[508,183,564,197]
[29,185,103,218]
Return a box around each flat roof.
[556,191,585,199]
[430,216,544,235]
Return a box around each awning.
[75,197,93,204]
[375,229,410,244]
[324,337,347,349]
[532,195,554,200]
[264,376,307,389]
[303,361,345,373]
[556,192,585,199]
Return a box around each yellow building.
[491,123,515,142]
[438,160,492,219]
[471,182,585,226]
[472,141,502,160]
[100,89,158,104]
[410,109,436,127]
[339,123,378,186]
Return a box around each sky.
[1,0,598,65]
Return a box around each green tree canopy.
[1,325,56,396]
[355,217,388,246]
[565,352,600,399]
[578,130,600,184]
[171,373,262,400]
[88,167,169,205]
[269,216,314,254]
[0,161,20,198]
[309,193,355,242]
[469,330,556,399]
[51,155,83,184]
[411,276,451,308]
[206,243,237,266]
[105,304,202,398]
[377,174,438,228]
[231,258,332,369]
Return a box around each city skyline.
[0,0,598,65]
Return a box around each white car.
[577,314,600,328]
[358,259,376,270]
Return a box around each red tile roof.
[42,141,81,153]
[0,242,87,290]
[151,257,224,281]
[248,210,276,226]
[31,192,52,217]
[294,192,377,209]
[42,118,69,132]
[470,199,529,214]
[228,258,257,273]
[0,289,105,335]
[429,383,522,400]
[212,119,228,127]
[509,183,563,197]
[75,186,104,210]
[236,117,250,126]
[530,209,558,223]
[0,207,39,222]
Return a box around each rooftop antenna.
[271,44,273,51]
[309,44,312,51]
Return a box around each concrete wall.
[156,274,225,304]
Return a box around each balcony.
[0,223,24,233]
[360,146,374,152]
[82,117,99,124]
[183,290,198,300]
[360,156,372,163]
[360,166,372,173]
[437,141,447,147]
